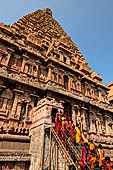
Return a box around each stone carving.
[89,111,96,133]
[8,54,22,71]
[95,116,102,135]
[0,89,13,113]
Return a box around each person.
[61,115,66,141]
[94,161,101,170]
[88,150,97,170]
[69,120,74,143]
[82,130,88,146]
[69,165,76,170]
[105,156,113,170]
[89,140,96,153]
[55,113,61,133]
[80,142,89,170]
[97,144,105,167]
[100,166,105,170]
[61,115,66,129]
[75,124,81,146]
[65,115,69,129]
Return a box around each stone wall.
[0,161,30,170]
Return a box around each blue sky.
[0,0,113,85]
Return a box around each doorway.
[51,108,58,123]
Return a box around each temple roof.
[0,8,107,87]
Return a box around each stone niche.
[0,88,13,116]
[8,54,22,71]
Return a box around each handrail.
[50,115,91,170]
[51,115,81,158]
[51,127,79,170]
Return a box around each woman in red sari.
[68,120,75,143]
[80,142,89,170]
[55,113,61,133]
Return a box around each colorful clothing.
[105,162,113,170]
[55,116,61,133]
[61,128,66,141]
[88,155,96,170]
[80,146,88,168]
[61,117,66,129]
[82,132,88,145]
[69,122,74,143]
[89,143,95,152]
[65,120,69,129]
[75,127,81,144]
[98,149,105,167]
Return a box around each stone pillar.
[47,64,53,81]
[70,77,73,89]
[81,107,87,131]
[96,113,102,135]
[68,77,71,91]
[21,54,29,72]
[10,89,23,117]
[89,110,96,133]
[6,53,11,66]
[11,93,19,117]
[78,108,81,124]
[105,115,111,136]
[16,102,22,118]
[2,98,8,112]
[72,105,78,125]
[84,82,88,96]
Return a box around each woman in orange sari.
[97,144,105,167]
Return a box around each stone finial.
[42,8,52,16]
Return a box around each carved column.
[16,102,22,118]
[70,77,73,89]
[6,48,14,66]
[10,89,23,117]
[72,104,78,125]
[104,115,111,136]
[47,64,53,81]
[2,98,8,112]
[96,113,102,135]
[21,54,29,72]
[68,77,71,91]
[77,107,81,126]
[89,110,96,133]
[11,94,19,117]
[81,107,87,131]
[83,82,88,96]
[97,87,103,101]
[58,100,64,114]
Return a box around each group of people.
[54,113,113,170]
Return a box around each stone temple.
[0,8,113,170]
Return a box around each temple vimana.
[0,8,113,170]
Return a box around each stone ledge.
[0,152,31,161]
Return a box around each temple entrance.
[64,102,72,118]
[51,107,58,123]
